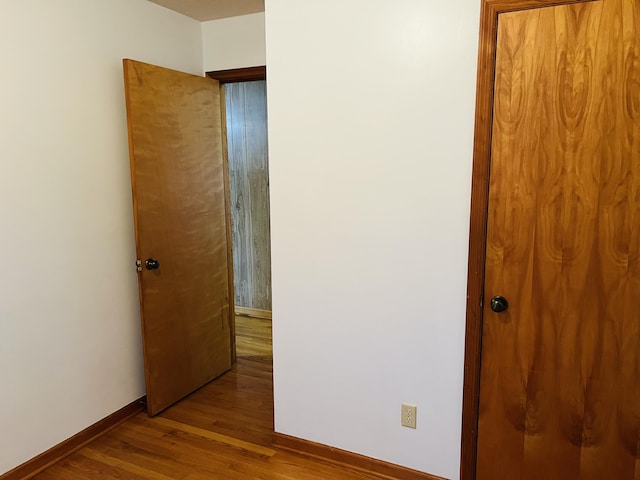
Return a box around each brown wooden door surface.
[123,59,233,416]
[477,0,640,478]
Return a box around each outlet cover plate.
[401,403,417,429]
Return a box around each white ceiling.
[146,0,264,21]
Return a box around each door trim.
[460,1,599,479]
[206,66,266,83]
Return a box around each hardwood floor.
[31,317,406,479]
[234,315,272,359]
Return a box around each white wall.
[202,13,266,72]
[265,1,479,479]
[0,1,202,474]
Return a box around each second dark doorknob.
[145,258,160,270]
[490,295,509,313]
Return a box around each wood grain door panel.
[123,60,233,416]
[477,0,640,478]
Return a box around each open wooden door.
[123,59,233,416]
[473,0,640,478]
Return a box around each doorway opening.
[207,66,272,363]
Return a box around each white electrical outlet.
[401,403,417,429]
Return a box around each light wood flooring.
[32,316,400,479]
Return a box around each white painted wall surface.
[0,1,202,474]
[265,1,479,478]
[202,13,266,72]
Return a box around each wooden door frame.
[206,65,266,83]
[460,1,598,479]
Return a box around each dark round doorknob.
[490,295,509,313]
[145,258,160,270]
